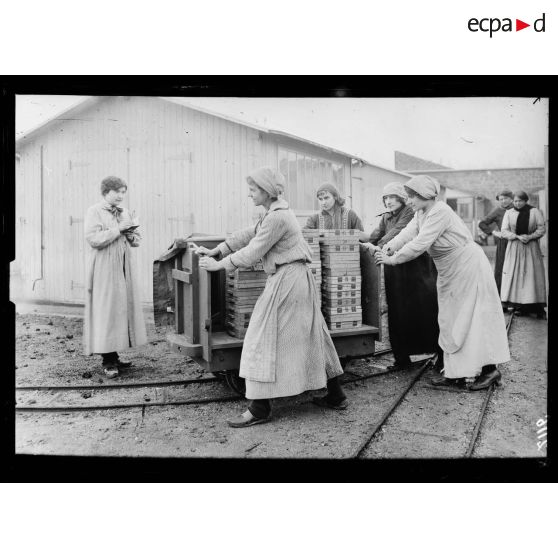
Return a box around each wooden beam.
[171,268,191,284]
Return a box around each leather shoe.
[104,365,119,379]
[116,360,132,368]
[430,375,460,387]
[227,410,272,428]
[312,395,349,410]
[468,370,502,391]
[386,361,412,372]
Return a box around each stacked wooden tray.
[320,230,363,330]
[302,229,322,306]
[225,264,266,339]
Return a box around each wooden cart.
[166,235,382,394]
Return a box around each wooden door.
[67,149,128,302]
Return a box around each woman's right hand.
[195,246,220,258]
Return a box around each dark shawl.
[515,204,534,235]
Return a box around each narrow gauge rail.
[464,311,515,458]
[15,349,398,412]
[16,313,512,460]
[352,312,515,459]
[14,347,395,393]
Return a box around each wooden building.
[14,96,393,305]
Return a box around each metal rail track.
[351,357,436,459]
[15,348,396,412]
[15,376,221,392]
[464,311,515,458]
[16,394,243,413]
[351,311,515,459]
[15,314,517,458]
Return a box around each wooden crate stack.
[320,229,362,330]
[225,263,266,339]
[302,229,322,306]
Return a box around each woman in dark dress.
[361,182,442,371]
[500,190,547,318]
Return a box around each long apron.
[500,240,547,305]
[240,262,343,400]
[84,235,147,355]
[434,242,510,379]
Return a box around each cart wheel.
[224,370,246,396]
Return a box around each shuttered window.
[278,147,345,211]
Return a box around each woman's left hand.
[374,252,394,266]
[363,242,379,254]
[518,234,530,244]
[199,256,222,272]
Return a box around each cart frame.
[166,236,382,377]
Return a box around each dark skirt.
[494,236,508,294]
[384,253,439,360]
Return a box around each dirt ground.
[15,302,547,459]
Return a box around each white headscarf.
[404,175,440,199]
[382,182,408,204]
[247,167,285,198]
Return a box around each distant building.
[394,150,546,238]
[14,96,394,305]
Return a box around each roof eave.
[16,96,97,149]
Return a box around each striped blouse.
[217,199,312,275]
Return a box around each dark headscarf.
[514,203,534,235]
[316,183,345,206]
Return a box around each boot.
[468,370,502,391]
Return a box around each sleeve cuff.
[221,255,238,272]
[218,241,232,256]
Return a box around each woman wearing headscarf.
[305,182,364,231]
[361,182,441,372]
[500,190,547,318]
[196,167,346,427]
[83,176,147,377]
[375,175,510,390]
[478,189,514,299]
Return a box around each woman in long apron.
[197,167,346,428]
[305,182,364,231]
[361,182,441,372]
[83,176,147,377]
[375,175,510,390]
[477,189,514,300]
[500,190,547,318]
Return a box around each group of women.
[83,167,546,428]
[478,189,547,319]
